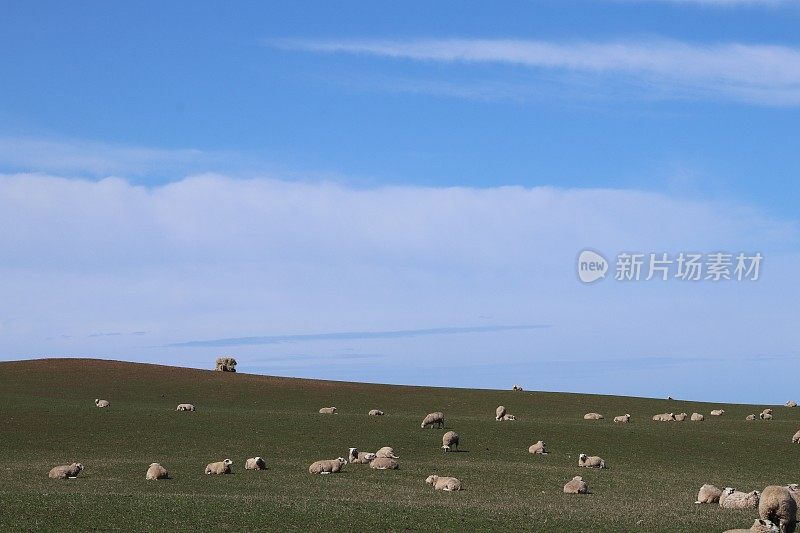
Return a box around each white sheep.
[146,463,168,480]
[746,414,757,421]
[563,475,590,494]
[176,403,195,411]
[347,448,376,464]
[95,399,109,408]
[245,457,266,470]
[512,385,524,391]
[613,414,631,423]
[48,463,84,479]
[695,483,722,504]
[674,412,688,422]
[786,401,797,408]
[758,485,797,533]
[653,413,676,422]
[711,409,726,416]
[426,475,462,491]
[368,409,384,416]
[205,459,233,475]
[375,446,399,459]
[370,457,399,470]
[762,408,774,416]
[760,412,774,421]
[308,457,346,474]
[421,412,445,429]
[720,487,760,509]
[319,406,337,414]
[578,453,606,469]
[723,519,779,533]
[792,430,800,444]
[502,413,517,421]
[495,405,506,420]
[528,441,548,454]
[691,413,704,421]
[583,413,604,420]
[442,431,459,451]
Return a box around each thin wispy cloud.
[272,38,800,105]
[167,325,549,348]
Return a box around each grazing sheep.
[176,403,195,411]
[502,413,517,421]
[308,457,346,475]
[723,519,780,533]
[674,412,688,422]
[495,405,506,420]
[426,475,462,491]
[711,409,726,416]
[787,401,797,408]
[146,463,168,480]
[347,448,376,464]
[442,431,459,451]
[512,385,524,391]
[761,412,774,421]
[653,413,676,422]
[695,483,723,504]
[563,475,590,494]
[95,399,109,408]
[759,485,797,533]
[792,430,800,444]
[613,414,631,423]
[746,414,757,421]
[528,441,548,454]
[214,356,237,372]
[48,463,84,479]
[368,409,384,416]
[720,487,760,509]
[370,457,399,470]
[421,412,445,429]
[584,413,604,420]
[319,407,337,414]
[245,457,266,470]
[205,459,233,475]
[578,453,606,469]
[375,446,399,459]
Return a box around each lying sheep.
[758,485,797,533]
[426,475,462,491]
[720,487,760,509]
[578,453,606,469]
[613,414,631,423]
[787,401,797,408]
[421,412,445,429]
[746,414,757,421]
[95,399,109,408]
[502,413,517,421]
[723,519,780,533]
[146,463,168,480]
[762,409,774,416]
[319,407,337,414]
[653,413,676,422]
[368,409,384,416]
[442,431,459,451]
[347,448,377,464]
[584,413,604,420]
[711,409,726,416]
[528,441,548,454]
[563,475,590,494]
[214,356,237,372]
[691,413,704,421]
[245,457,266,470]
[674,412,688,422]
[695,483,723,504]
[48,463,84,479]
[761,412,774,421]
[205,459,233,475]
[370,457,399,470]
[792,430,800,444]
[495,406,506,420]
[176,403,195,411]
[308,457,346,474]
[375,446,399,459]
[512,385,524,391]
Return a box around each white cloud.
[273,38,800,105]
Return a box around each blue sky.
[1,1,798,402]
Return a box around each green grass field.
[0,359,797,531]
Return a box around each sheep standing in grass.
[368,409,384,416]
[792,430,800,444]
[613,414,631,423]
[528,441,548,454]
[695,483,723,504]
[48,463,84,479]
[245,457,266,470]
[711,409,726,416]
[787,401,797,408]
[563,476,590,494]
[723,519,780,533]
[370,457,399,470]
[205,459,233,475]
[442,431,459,451]
[319,407,337,414]
[375,447,399,459]
[95,399,109,408]
[578,454,606,469]
[146,463,168,480]
[426,475,462,491]
[347,448,376,465]
[495,406,506,420]
[691,413,704,421]
[176,403,195,411]
[584,413,604,420]
[720,488,760,509]
[214,357,237,372]
[421,412,445,429]
[309,457,346,474]
[758,485,797,533]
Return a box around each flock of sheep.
[52,372,800,532]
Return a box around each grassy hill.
[0,358,797,531]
